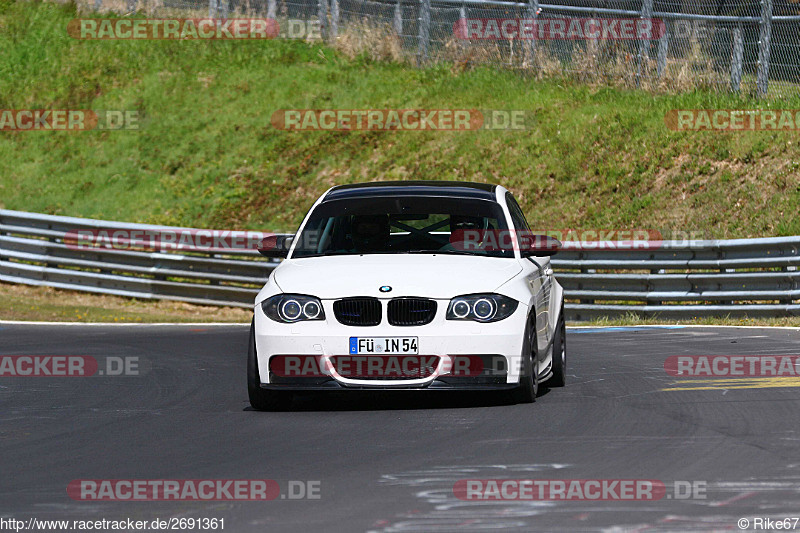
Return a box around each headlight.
[446,294,519,323]
[262,294,325,323]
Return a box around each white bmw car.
[248,181,566,410]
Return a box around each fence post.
[218,0,228,20]
[417,0,431,65]
[318,0,329,41]
[636,0,654,85]
[757,0,773,96]
[730,23,743,92]
[656,20,669,78]
[94,0,102,11]
[330,0,339,40]
[208,0,217,18]
[394,0,403,36]
[525,0,539,67]
[267,0,276,18]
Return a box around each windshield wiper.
[404,249,484,256]
[313,251,396,257]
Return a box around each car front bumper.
[254,299,528,389]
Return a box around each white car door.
[505,193,552,354]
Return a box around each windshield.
[290,196,513,258]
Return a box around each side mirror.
[520,235,561,257]
[258,235,294,258]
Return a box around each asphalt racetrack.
[1,324,799,532]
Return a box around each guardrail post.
[757,0,773,96]
[730,23,743,92]
[781,261,796,304]
[417,0,431,65]
[318,0,329,41]
[721,268,735,304]
[330,0,339,40]
[394,0,403,36]
[657,20,669,78]
[648,268,662,306]
[526,0,539,67]
[579,266,595,305]
[207,252,220,285]
[636,0,654,86]
[456,5,467,58]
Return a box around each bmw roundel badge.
[379,286,392,293]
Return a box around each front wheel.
[549,305,567,387]
[247,319,293,411]
[511,317,539,404]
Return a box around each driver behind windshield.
[450,214,483,232]
[446,214,487,252]
[350,214,390,253]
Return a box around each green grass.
[570,313,800,328]
[1,0,800,238]
[0,281,251,322]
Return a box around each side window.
[505,192,531,232]
[505,192,533,254]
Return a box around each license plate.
[349,337,419,355]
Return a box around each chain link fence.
[75,0,800,97]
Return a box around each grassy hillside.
[1,0,799,237]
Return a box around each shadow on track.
[244,387,553,412]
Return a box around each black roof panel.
[325,181,497,202]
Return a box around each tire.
[511,316,539,404]
[247,319,293,411]
[549,304,567,387]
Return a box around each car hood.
[271,254,522,299]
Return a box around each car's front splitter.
[260,379,517,391]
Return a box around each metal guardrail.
[1,209,798,319]
[0,210,278,308]
[553,238,800,320]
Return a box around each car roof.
[324,181,498,202]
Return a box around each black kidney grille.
[333,298,382,326]
[388,298,437,326]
